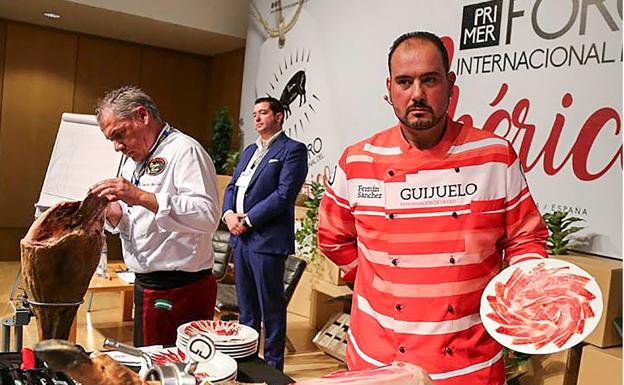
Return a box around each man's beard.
[399,109,446,131]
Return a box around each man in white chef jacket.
[90,86,220,347]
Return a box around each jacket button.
[451,212,458,218]
[388,213,395,219]
[388,169,395,176]
[449,257,456,264]
[399,346,406,353]
[455,167,460,173]
[447,304,454,313]
[395,304,403,311]
[391,259,399,266]
[445,347,453,355]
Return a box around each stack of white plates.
[176,320,259,359]
[147,347,237,383]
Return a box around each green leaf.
[561,227,584,238]
[543,210,585,255]
[210,107,233,174]
[295,181,327,265]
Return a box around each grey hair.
[95,86,161,121]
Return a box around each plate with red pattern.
[177,320,258,345]
[147,347,237,382]
[480,258,603,354]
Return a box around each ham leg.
[34,339,142,385]
[21,193,107,340]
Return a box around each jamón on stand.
[20,193,108,340]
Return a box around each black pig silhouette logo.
[279,70,306,120]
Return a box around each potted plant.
[295,181,325,267]
[503,347,533,385]
[225,150,241,176]
[294,181,346,285]
[210,107,233,175]
[542,210,585,255]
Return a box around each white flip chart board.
[35,113,123,213]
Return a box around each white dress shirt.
[108,124,220,273]
[224,130,282,227]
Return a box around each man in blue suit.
[222,96,308,370]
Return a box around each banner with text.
[240,0,623,258]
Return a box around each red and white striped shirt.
[318,118,548,385]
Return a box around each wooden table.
[87,262,134,321]
[69,262,134,342]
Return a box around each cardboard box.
[314,254,345,285]
[287,270,313,318]
[518,345,582,385]
[577,345,622,385]
[553,254,622,347]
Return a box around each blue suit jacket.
[222,132,308,255]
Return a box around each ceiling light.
[42,12,61,20]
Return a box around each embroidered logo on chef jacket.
[147,157,167,176]
[154,299,173,311]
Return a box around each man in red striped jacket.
[317,31,548,385]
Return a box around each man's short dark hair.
[388,31,450,74]
[255,96,284,117]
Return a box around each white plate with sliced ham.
[178,320,258,345]
[480,258,603,354]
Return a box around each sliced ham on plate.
[480,259,603,354]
